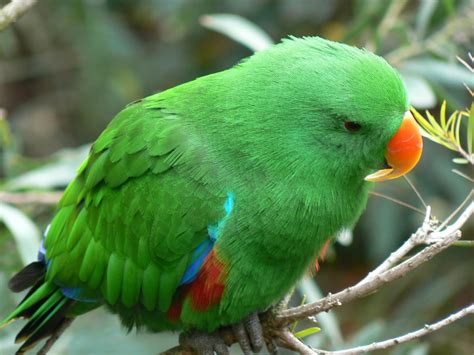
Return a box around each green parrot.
[2,36,422,354]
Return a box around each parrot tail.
[1,262,75,354]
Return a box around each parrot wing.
[44,99,224,314]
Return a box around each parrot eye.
[344,121,362,132]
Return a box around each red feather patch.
[166,285,190,323]
[188,250,226,311]
[315,239,331,272]
[166,250,227,322]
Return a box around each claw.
[179,330,229,355]
[179,312,267,355]
[244,312,263,352]
[232,322,252,354]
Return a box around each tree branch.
[0,191,62,205]
[0,0,38,31]
[386,2,474,65]
[275,330,314,355]
[276,202,472,325]
[313,303,474,354]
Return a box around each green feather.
[142,264,161,311]
[106,253,124,305]
[121,259,142,308]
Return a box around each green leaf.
[294,327,321,338]
[297,278,343,347]
[0,110,11,147]
[5,145,90,190]
[468,104,473,155]
[401,74,436,109]
[454,111,462,147]
[452,158,468,164]
[452,240,474,247]
[200,14,274,52]
[439,101,446,129]
[0,203,41,265]
[416,0,439,39]
[401,59,474,88]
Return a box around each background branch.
[0,0,38,31]
[314,303,474,354]
[0,191,62,205]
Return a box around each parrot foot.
[178,312,268,355]
[179,330,229,355]
[232,312,264,354]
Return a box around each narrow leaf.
[452,158,468,164]
[294,327,321,338]
[0,203,41,265]
[425,110,443,132]
[454,111,462,147]
[440,101,447,130]
[452,241,474,247]
[200,14,274,52]
[411,108,439,136]
[468,104,473,155]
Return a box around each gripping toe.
[179,330,229,355]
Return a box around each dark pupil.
[344,121,361,132]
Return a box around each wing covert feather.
[44,100,223,311]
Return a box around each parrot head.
[208,37,423,186]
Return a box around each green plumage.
[2,37,408,349]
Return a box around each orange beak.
[365,111,423,182]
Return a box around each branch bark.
[313,303,474,354]
[0,0,38,31]
[276,202,472,325]
[0,191,62,205]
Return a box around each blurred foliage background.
[0,0,472,354]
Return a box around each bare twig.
[359,206,433,284]
[365,0,408,52]
[452,169,474,182]
[386,3,474,65]
[403,176,427,209]
[369,191,425,214]
[437,190,473,230]
[277,202,472,325]
[377,0,408,39]
[0,0,38,31]
[276,330,314,355]
[313,304,474,354]
[0,191,62,205]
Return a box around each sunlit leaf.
[294,327,321,339]
[5,145,89,190]
[0,203,40,265]
[0,110,11,147]
[440,101,447,130]
[402,74,436,109]
[454,110,462,147]
[425,110,442,132]
[411,108,438,136]
[402,59,474,88]
[468,104,473,155]
[452,158,468,164]
[452,240,474,247]
[297,278,343,347]
[200,14,274,52]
